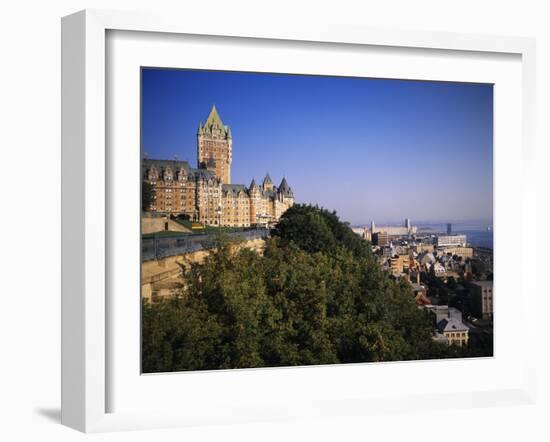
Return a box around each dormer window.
[178,168,187,181]
[148,167,159,181]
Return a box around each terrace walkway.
[141,229,270,302]
[142,228,270,261]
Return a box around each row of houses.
[366,233,493,348]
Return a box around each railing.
[142,229,270,261]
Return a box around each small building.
[391,254,411,274]
[369,224,417,237]
[441,246,474,259]
[437,317,469,346]
[467,280,494,320]
[373,231,390,246]
[437,234,467,247]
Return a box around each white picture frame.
[61,9,537,433]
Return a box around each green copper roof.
[205,104,222,126]
[199,105,231,138]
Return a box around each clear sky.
[142,68,493,226]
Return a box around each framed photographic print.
[61,9,537,433]
[140,68,493,373]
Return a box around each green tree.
[142,204,478,372]
[271,204,371,258]
[142,181,154,211]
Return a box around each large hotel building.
[142,105,295,227]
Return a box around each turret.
[278,177,293,197]
[262,173,273,191]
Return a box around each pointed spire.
[205,104,223,128]
[279,177,293,196]
[201,104,230,137]
[263,173,272,185]
[197,122,202,135]
[249,178,257,189]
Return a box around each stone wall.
[141,216,191,234]
[141,237,265,303]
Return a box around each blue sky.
[142,68,493,225]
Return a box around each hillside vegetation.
[142,204,467,373]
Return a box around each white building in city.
[437,234,467,247]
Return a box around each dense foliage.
[142,204,468,373]
[271,204,371,258]
[142,181,154,211]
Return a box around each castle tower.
[262,173,273,191]
[249,178,262,225]
[277,177,294,203]
[197,105,232,184]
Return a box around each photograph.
[140,68,494,373]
